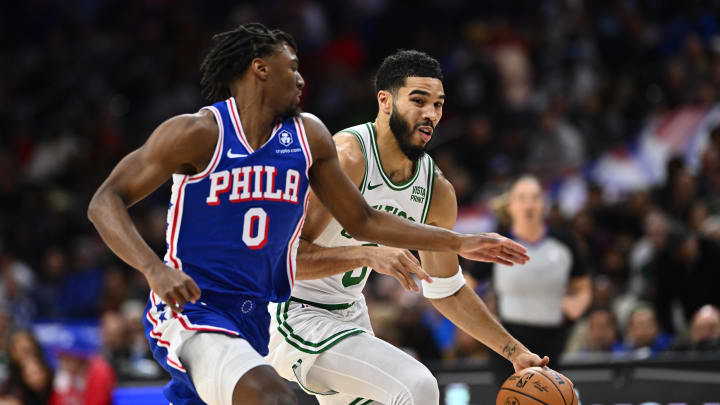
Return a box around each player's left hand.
[366,246,431,292]
[512,351,550,373]
[457,233,530,266]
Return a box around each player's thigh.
[180,332,295,405]
[306,333,439,405]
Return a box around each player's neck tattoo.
[502,342,517,360]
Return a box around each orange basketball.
[496,367,577,405]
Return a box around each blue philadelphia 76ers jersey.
[163,97,312,302]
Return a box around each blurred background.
[1,0,720,404]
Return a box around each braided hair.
[200,23,297,102]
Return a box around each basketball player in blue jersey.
[88,24,530,405]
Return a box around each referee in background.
[488,175,592,384]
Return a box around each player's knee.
[231,365,297,405]
[393,364,438,405]
[406,366,439,405]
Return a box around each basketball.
[496,367,576,405]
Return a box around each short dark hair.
[200,23,297,102]
[374,50,443,95]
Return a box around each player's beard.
[389,102,428,162]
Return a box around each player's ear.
[377,90,393,115]
[251,58,269,81]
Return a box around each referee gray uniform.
[490,228,587,384]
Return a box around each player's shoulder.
[333,132,366,178]
[146,109,217,151]
[426,161,458,226]
[162,109,218,139]
[298,112,327,136]
[297,112,333,151]
[300,113,365,164]
[334,127,366,160]
[430,163,455,202]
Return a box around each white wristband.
[421,266,466,299]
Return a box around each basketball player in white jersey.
[267,50,549,405]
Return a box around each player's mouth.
[417,125,433,142]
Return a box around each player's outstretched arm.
[419,172,548,372]
[87,112,211,309]
[297,240,429,291]
[302,113,529,264]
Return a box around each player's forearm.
[568,287,592,310]
[295,240,372,280]
[351,210,461,252]
[563,276,592,319]
[88,188,163,275]
[430,286,530,362]
[563,284,592,320]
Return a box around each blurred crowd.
[2,0,720,401]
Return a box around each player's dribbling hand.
[512,351,550,373]
[457,233,530,266]
[146,262,202,311]
[365,246,431,292]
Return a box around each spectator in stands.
[0,306,12,387]
[32,247,67,319]
[99,311,129,378]
[674,304,720,352]
[0,355,53,405]
[6,331,42,373]
[489,176,591,385]
[585,307,622,353]
[689,305,720,351]
[526,101,586,182]
[0,330,52,405]
[629,209,670,299]
[118,300,163,380]
[50,335,115,405]
[653,231,720,333]
[616,304,673,356]
[0,254,36,328]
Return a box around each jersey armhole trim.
[294,117,313,176]
[189,106,224,183]
[344,129,368,193]
[421,157,435,224]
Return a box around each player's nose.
[296,72,305,89]
[422,106,438,123]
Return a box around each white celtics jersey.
[291,122,436,304]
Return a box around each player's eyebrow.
[408,89,446,99]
